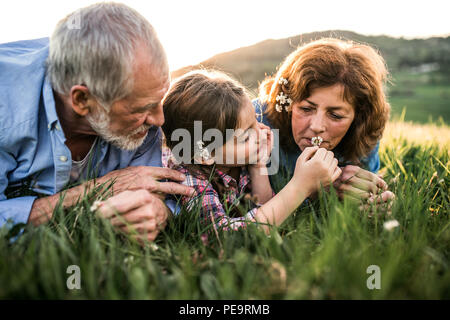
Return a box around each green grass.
[388,71,450,124]
[0,121,449,299]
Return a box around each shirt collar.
[42,73,60,131]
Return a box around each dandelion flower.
[311,136,323,147]
[278,77,288,85]
[383,219,399,231]
[276,92,287,104]
[90,200,103,212]
[124,256,135,264]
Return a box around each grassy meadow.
[0,120,449,299]
[1,30,449,300]
[388,71,450,124]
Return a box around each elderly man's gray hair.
[47,2,168,107]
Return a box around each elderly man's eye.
[132,108,147,114]
[133,103,159,114]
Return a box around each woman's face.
[291,84,355,151]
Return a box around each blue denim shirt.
[0,38,165,228]
[252,99,380,190]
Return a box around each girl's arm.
[253,147,342,233]
[248,164,274,204]
[253,175,311,233]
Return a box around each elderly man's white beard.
[86,107,150,151]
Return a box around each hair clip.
[278,77,288,85]
[194,140,211,162]
[275,91,293,113]
[275,77,292,113]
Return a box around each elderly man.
[0,3,194,242]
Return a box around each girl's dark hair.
[162,70,246,152]
[162,70,251,217]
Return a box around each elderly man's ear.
[70,85,95,116]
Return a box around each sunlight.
[0,0,448,70]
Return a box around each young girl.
[162,70,341,233]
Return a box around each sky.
[0,0,449,70]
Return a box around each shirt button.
[59,156,68,162]
[55,124,61,130]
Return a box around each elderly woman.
[254,38,394,204]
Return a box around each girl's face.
[291,84,355,151]
[214,98,263,166]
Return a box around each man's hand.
[95,189,170,244]
[28,166,194,227]
[97,166,195,200]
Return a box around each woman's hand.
[335,165,395,207]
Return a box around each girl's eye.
[300,106,313,113]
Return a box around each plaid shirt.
[162,148,259,231]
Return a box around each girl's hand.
[252,122,274,167]
[291,146,342,196]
